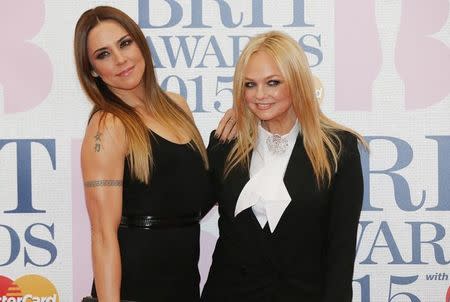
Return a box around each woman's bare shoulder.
[166,91,193,119]
[82,111,127,158]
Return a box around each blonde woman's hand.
[215,108,237,142]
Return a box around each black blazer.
[201,131,363,302]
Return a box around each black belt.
[120,212,201,229]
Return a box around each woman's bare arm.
[81,112,127,302]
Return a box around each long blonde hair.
[74,6,207,184]
[226,31,365,187]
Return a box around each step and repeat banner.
[0,1,449,301]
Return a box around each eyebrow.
[244,74,282,81]
[92,34,131,55]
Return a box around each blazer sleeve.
[323,133,364,301]
[201,130,225,218]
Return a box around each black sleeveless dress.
[92,131,211,302]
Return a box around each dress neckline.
[149,129,190,146]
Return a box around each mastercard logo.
[0,275,59,302]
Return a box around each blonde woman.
[74,6,234,302]
[202,31,365,302]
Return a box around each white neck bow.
[235,121,300,232]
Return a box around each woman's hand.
[215,108,237,142]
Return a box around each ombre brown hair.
[226,31,365,187]
[74,6,207,184]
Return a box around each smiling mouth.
[117,66,134,77]
[255,103,273,110]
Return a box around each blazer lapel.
[223,161,250,209]
[270,135,310,236]
[222,152,273,258]
[283,134,305,203]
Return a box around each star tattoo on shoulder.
[94,132,102,152]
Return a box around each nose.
[255,85,266,100]
[114,50,127,65]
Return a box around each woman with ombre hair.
[202,31,365,302]
[74,6,233,302]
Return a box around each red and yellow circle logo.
[0,275,59,302]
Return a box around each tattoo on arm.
[94,132,102,152]
[84,179,123,187]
